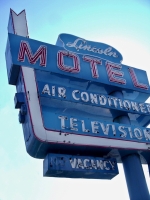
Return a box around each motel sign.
[5,10,150,199]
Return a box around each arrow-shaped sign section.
[8,9,29,37]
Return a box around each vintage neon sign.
[5,9,150,162]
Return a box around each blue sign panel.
[43,153,119,179]
[56,33,123,63]
[36,101,150,143]
[37,81,150,117]
[6,33,150,100]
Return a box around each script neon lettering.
[66,38,118,58]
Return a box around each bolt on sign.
[5,9,150,179]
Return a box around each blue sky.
[0,0,150,199]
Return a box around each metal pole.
[110,91,150,200]
[122,154,149,200]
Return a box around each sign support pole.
[122,154,149,200]
[111,91,150,200]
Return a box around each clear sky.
[0,0,150,199]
